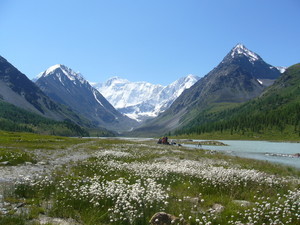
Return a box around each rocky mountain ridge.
[0,56,87,126]
[35,64,138,133]
[131,44,282,136]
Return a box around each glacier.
[92,75,199,122]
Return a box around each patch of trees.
[0,101,89,137]
[175,99,300,137]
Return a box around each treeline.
[175,89,300,138]
[176,102,300,137]
[175,64,300,139]
[0,101,89,137]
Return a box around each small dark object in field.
[149,212,187,225]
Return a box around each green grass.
[0,100,90,137]
[0,131,91,150]
[0,216,26,225]
[172,126,300,142]
[1,132,299,224]
[0,148,36,166]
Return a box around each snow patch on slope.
[276,66,286,73]
[92,89,104,107]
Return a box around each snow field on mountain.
[94,75,199,122]
[9,138,300,225]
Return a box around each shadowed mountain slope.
[35,65,138,133]
[131,44,281,136]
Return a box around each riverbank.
[0,132,299,224]
[171,131,300,143]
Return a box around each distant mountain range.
[1,43,295,139]
[92,75,199,122]
[35,65,138,133]
[131,44,283,136]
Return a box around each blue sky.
[0,0,299,85]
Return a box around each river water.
[186,140,300,169]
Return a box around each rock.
[207,203,224,213]
[0,161,10,166]
[25,162,33,165]
[0,208,8,215]
[35,215,81,225]
[16,202,26,208]
[183,196,200,204]
[41,200,54,210]
[3,202,11,207]
[14,205,30,215]
[149,212,188,225]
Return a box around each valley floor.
[0,133,299,225]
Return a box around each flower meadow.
[0,148,36,166]
[2,138,300,225]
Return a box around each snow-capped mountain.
[0,57,84,124]
[36,64,87,84]
[35,64,138,132]
[93,75,199,122]
[132,43,282,136]
[229,43,261,63]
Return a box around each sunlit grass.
[0,131,90,150]
[0,132,299,224]
[0,148,36,166]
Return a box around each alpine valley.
[1,43,299,141]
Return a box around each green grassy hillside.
[0,100,90,136]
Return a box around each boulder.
[149,212,187,225]
[293,153,300,158]
[207,203,224,213]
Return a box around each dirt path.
[0,140,98,224]
[0,141,97,215]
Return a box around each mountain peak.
[233,43,246,50]
[230,43,260,63]
[45,64,63,74]
[185,74,199,81]
[94,74,199,122]
[39,64,86,85]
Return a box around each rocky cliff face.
[0,56,82,123]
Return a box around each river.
[185,140,300,169]
[100,137,300,169]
